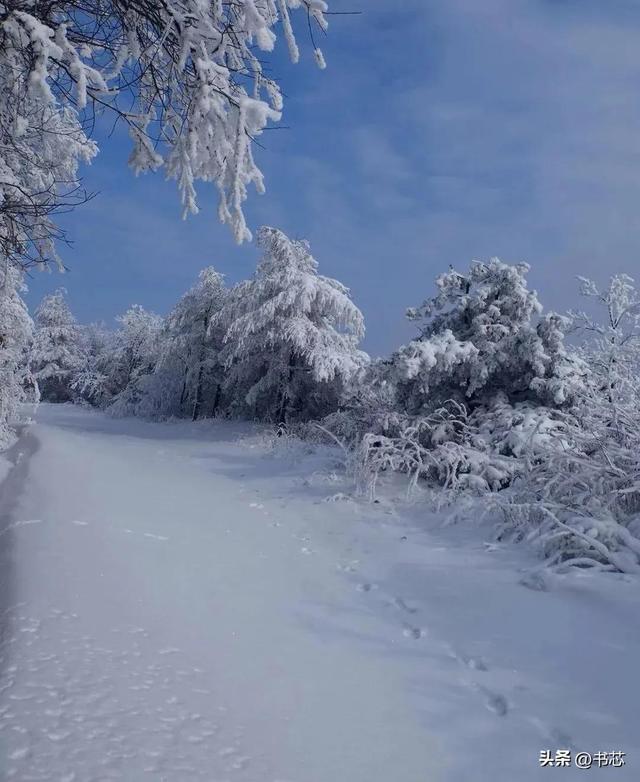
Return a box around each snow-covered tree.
[571,274,640,422]
[0,31,96,270]
[142,267,228,420]
[221,226,367,422]
[343,260,586,496]
[394,260,584,415]
[106,305,163,416]
[71,321,116,408]
[0,0,332,275]
[0,261,35,447]
[32,288,85,402]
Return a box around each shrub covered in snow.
[335,260,583,498]
[500,275,640,574]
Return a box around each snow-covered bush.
[342,260,583,496]
[32,288,85,402]
[220,226,368,422]
[501,274,640,574]
[140,268,228,420]
[0,262,35,447]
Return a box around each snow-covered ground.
[1,404,638,781]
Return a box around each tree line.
[21,226,640,575]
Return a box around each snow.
[1,403,639,780]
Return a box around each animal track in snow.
[529,718,574,748]
[336,559,360,573]
[393,596,418,615]
[450,649,489,672]
[0,613,250,779]
[356,582,378,593]
[479,686,509,717]
[402,624,427,640]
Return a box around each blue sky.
[25,0,640,356]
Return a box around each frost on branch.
[0,0,331,259]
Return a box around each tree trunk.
[276,352,297,424]
[192,363,205,421]
[210,382,221,417]
[179,367,189,411]
[191,315,210,421]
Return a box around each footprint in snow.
[479,686,509,717]
[549,727,573,747]
[394,596,418,615]
[529,718,574,748]
[450,649,489,672]
[336,560,360,573]
[403,624,427,640]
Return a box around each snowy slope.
[0,404,638,781]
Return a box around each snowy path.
[1,404,639,781]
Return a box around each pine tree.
[221,227,367,422]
